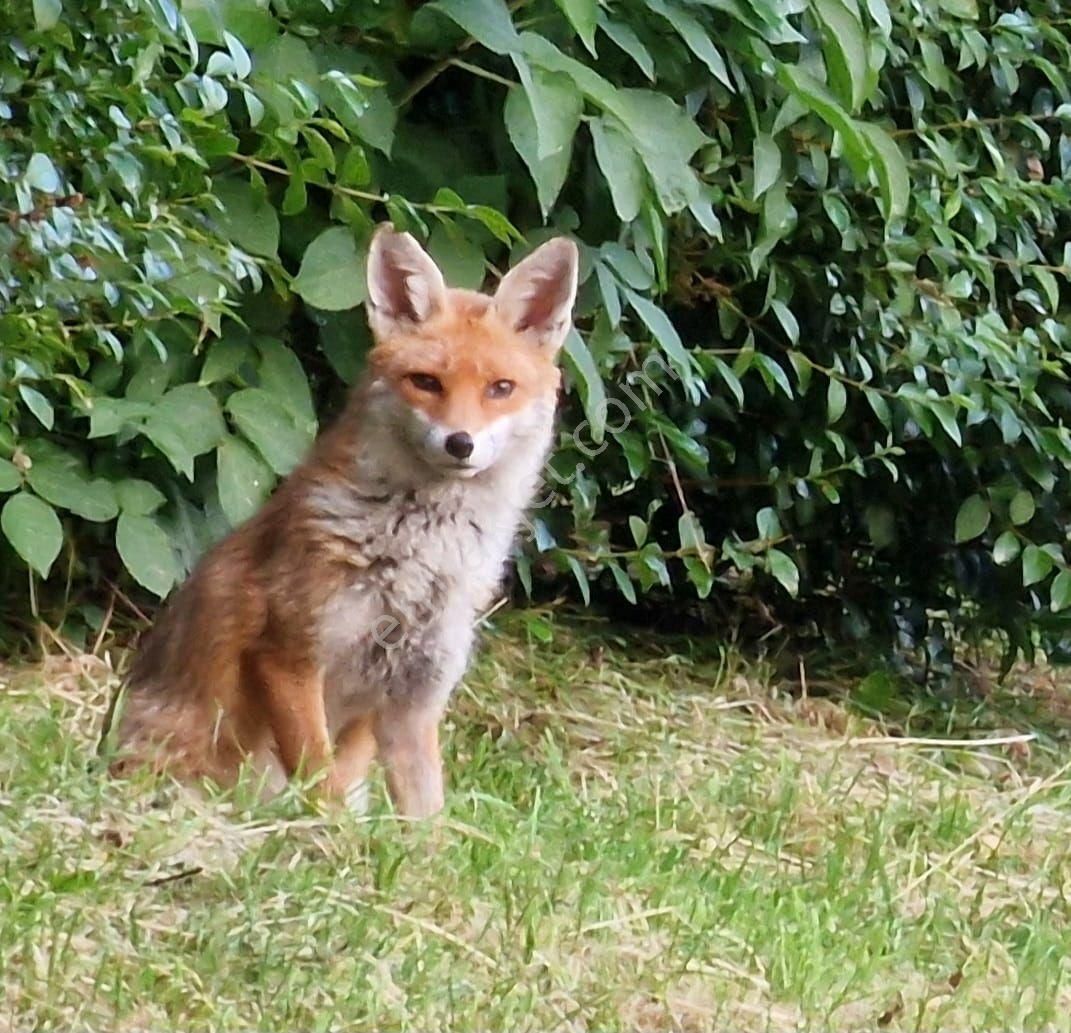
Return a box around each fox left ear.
[366,224,447,337]
[494,238,579,352]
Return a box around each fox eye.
[407,373,443,393]
[487,379,515,399]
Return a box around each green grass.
[2,615,1070,1031]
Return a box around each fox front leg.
[243,648,345,802]
[373,703,445,819]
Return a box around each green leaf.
[223,30,253,77]
[77,480,120,523]
[590,117,646,222]
[427,222,486,290]
[152,385,227,457]
[647,0,730,88]
[753,353,793,398]
[750,183,798,274]
[0,458,20,493]
[1051,570,1071,612]
[711,356,744,407]
[256,338,317,427]
[859,123,910,225]
[505,66,582,216]
[562,328,608,444]
[281,169,307,216]
[217,436,275,526]
[775,64,870,180]
[27,456,118,523]
[993,530,1020,566]
[126,360,169,402]
[458,204,520,245]
[252,34,318,123]
[638,543,670,589]
[291,227,368,311]
[813,0,869,112]
[787,351,811,392]
[768,549,800,597]
[610,562,637,603]
[227,388,312,475]
[1022,544,1053,587]
[771,301,799,345]
[25,152,61,193]
[32,0,63,31]
[140,416,194,480]
[954,494,990,543]
[116,512,178,598]
[935,0,978,16]
[139,386,225,477]
[565,553,592,605]
[87,398,146,440]
[521,36,706,214]
[827,378,847,424]
[201,337,254,386]
[613,89,707,215]
[19,385,54,430]
[918,38,951,92]
[598,18,654,80]
[554,0,597,54]
[683,556,714,598]
[433,0,521,54]
[864,388,891,428]
[625,290,695,384]
[931,401,962,446]
[629,516,647,547]
[1010,490,1036,526]
[2,493,62,578]
[757,506,782,540]
[317,70,396,155]
[678,510,706,552]
[213,177,280,258]
[335,83,395,155]
[116,479,166,516]
[655,417,709,475]
[752,132,781,200]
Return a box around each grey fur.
[312,379,556,741]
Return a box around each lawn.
[1,614,1069,1031]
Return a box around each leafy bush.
[2,0,1071,668]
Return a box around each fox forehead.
[370,288,561,392]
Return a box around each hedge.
[2,0,1071,668]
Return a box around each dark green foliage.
[2,0,1071,666]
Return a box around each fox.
[107,224,579,818]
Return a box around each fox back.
[110,226,579,817]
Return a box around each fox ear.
[366,224,447,333]
[494,238,579,352]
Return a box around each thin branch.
[448,58,516,90]
[889,113,1065,138]
[397,0,533,107]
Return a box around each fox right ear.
[493,237,579,353]
[366,225,447,334]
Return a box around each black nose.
[444,431,474,460]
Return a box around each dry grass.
[1,613,1070,1031]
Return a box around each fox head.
[364,225,578,478]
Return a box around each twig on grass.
[847,732,1037,749]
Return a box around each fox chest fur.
[306,429,545,733]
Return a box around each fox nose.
[444,431,474,460]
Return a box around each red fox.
[109,224,579,817]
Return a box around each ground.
[1,612,1069,1031]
